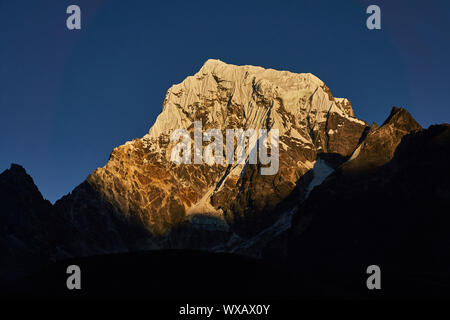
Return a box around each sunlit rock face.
[342,107,422,173]
[55,59,368,251]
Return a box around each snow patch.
[305,158,334,198]
[349,144,362,161]
[213,207,297,258]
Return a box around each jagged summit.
[382,106,422,131]
[9,163,26,173]
[147,59,363,140]
[1,163,39,196]
[200,58,317,79]
[344,106,423,171]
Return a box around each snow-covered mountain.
[52,59,370,252]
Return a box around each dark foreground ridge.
[3,250,290,300]
[3,249,450,300]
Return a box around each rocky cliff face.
[342,107,422,173]
[54,59,368,251]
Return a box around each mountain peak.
[382,106,422,131]
[201,58,226,69]
[0,164,40,198]
[147,60,363,140]
[345,106,423,171]
[1,163,31,184]
[9,163,27,174]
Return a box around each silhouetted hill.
[0,164,56,282]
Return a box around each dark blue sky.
[1,0,449,202]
